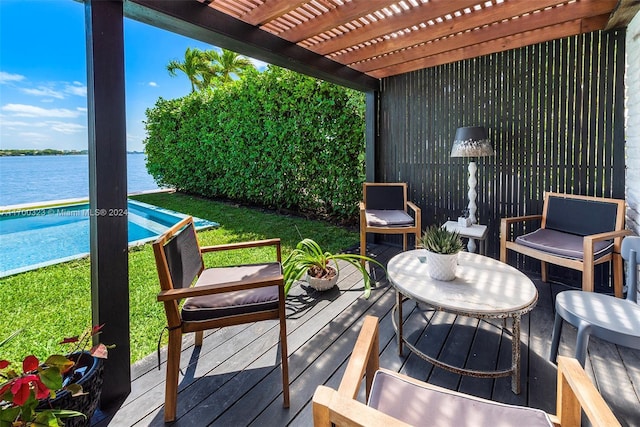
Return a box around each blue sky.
[0,0,266,152]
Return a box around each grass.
[0,192,359,364]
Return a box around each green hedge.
[144,66,366,221]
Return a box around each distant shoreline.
[0,149,144,157]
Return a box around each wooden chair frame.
[153,216,289,422]
[312,316,620,427]
[359,182,421,265]
[500,192,630,297]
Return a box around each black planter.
[37,352,104,427]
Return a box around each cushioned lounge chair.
[153,216,289,422]
[360,182,421,266]
[500,192,629,296]
[313,316,620,427]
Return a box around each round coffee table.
[387,249,538,394]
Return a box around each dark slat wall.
[376,30,626,289]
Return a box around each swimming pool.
[0,200,218,277]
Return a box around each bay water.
[0,153,161,206]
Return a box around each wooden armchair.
[153,216,289,422]
[360,183,421,266]
[500,192,630,297]
[313,316,620,427]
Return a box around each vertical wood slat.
[376,30,625,289]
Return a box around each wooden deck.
[96,244,640,426]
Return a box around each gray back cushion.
[366,185,405,210]
[545,196,618,236]
[164,223,203,289]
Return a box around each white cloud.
[22,86,64,99]
[148,81,158,87]
[47,121,85,134]
[0,71,25,84]
[65,83,86,97]
[2,104,82,118]
[0,119,33,128]
[77,107,87,113]
[18,131,48,140]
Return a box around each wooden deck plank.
[96,244,640,426]
[458,317,504,399]
[526,278,558,414]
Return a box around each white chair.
[550,235,640,366]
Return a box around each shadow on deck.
[96,244,640,426]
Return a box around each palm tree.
[166,47,209,93]
[205,49,255,86]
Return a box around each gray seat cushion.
[366,209,414,227]
[515,228,612,260]
[368,370,552,426]
[181,262,280,321]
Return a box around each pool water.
[0,200,218,277]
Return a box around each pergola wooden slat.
[193,0,626,80]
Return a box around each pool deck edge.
[0,188,175,212]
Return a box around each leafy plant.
[145,66,366,222]
[282,238,385,298]
[421,226,464,255]
[0,326,109,427]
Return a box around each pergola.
[84,0,639,407]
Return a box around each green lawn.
[0,192,358,364]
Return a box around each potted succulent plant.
[283,238,385,298]
[0,325,109,427]
[421,225,464,281]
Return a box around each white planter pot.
[424,251,458,281]
[306,266,339,291]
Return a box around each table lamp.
[450,126,494,225]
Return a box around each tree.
[205,49,255,86]
[166,47,209,93]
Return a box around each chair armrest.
[501,214,543,227]
[406,201,421,216]
[312,386,411,427]
[359,201,366,211]
[338,316,380,400]
[157,276,283,302]
[583,229,632,245]
[555,356,620,427]
[500,215,543,262]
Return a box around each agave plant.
[421,225,464,254]
[282,238,385,298]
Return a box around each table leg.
[511,315,521,394]
[467,238,477,253]
[396,290,403,356]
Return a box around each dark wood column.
[84,0,131,406]
[365,91,378,182]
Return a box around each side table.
[442,220,488,254]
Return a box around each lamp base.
[467,160,478,225]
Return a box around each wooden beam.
[278,0,391,43]
[125,0,379,92]
[241,0,308,26]
[311,0,482,55]
[84,0,131,408]
[334,0,610,65]
[369,15,610,78]
[353,0,617,73]
[605,0,640,29]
